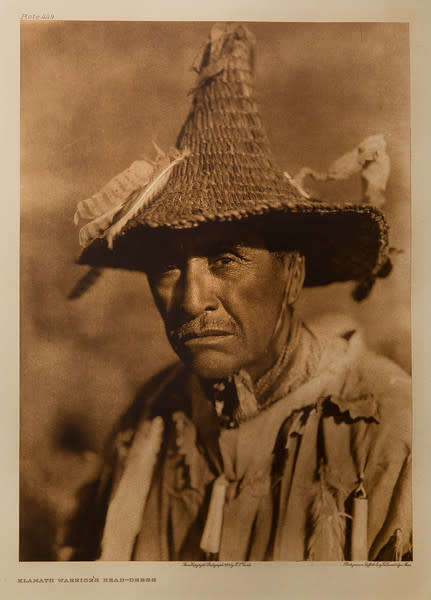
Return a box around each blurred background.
[20,21,410,559]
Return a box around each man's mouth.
[169,320,237,347]
[180,329,235,343]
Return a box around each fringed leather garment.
[64,319,412,561]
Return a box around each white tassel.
[200,474,229,555]
[394,528,403,561]
[351,480,368,561]
[98,417,164,561]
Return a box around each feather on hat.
[74,23,392,298]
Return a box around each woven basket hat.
[76,23,392,299]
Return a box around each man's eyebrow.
[204,240,249,254]
[206,239,255,251]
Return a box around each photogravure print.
[20,21,411,564]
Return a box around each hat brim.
[77,201,390,288]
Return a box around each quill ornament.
[67,267,102,300]
[74,159,155,225]
[293,134,390,208]
[76,148,190,249]
[307,461,346,561]
[103,148,190,249]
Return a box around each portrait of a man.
[20,21,411,563]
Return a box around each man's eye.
[162,263,179,271]
[212,254,236,267]
[150,261,179,279]
[154,256,180,271]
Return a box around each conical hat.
[76,23,391,299]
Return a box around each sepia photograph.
[20,20,412,564]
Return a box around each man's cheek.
[152,291,173,321]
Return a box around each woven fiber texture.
[78,23,391,293]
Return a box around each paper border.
[2,0,431,598]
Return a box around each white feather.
[104,148,190,249]
[76,148,190,249]
[74,159,155,226]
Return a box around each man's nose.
[176,258,218,318]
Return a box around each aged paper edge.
[1,0,430,598]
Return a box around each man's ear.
[286,253,305,305]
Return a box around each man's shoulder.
[353,341,411,444]
[118,361,186,432]
[307,313,411,439]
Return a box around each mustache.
[168,314,237,345]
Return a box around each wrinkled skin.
[147,224,305,381]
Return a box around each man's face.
[147,225,296,381]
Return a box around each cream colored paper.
[2,0,430,599]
